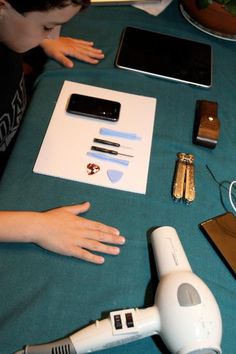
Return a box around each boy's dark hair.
[7,0,90,13]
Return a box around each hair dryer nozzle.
[151,227,222,354]
[151,226,192,277]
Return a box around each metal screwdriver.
[91,146,133,157]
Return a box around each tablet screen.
[115,27,212,88]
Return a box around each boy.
[0,0,125,264]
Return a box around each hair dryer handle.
[151,226,192,277]
[70,306,159,353]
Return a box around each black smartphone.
[66,93,121,122]
[200,212,236,277]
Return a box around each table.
[0,2,235,353]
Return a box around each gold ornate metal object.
[184,154,195,204]
[173,153,187,202]
[172,153,195,204]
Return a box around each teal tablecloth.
[0,2,235,353]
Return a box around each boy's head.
[0,0,90,52]
[6,0,90,13]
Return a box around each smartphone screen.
[66,93,121,122]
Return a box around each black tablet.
[115,27,212,88]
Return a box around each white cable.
[229,180,236,213]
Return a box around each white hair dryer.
[15,226,222,354]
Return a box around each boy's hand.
[41,37,105,68]
[32,202,125,264]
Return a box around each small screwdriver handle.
[91,146,118,155]
[93,138,120,147]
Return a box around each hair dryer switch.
[110,309,138,335]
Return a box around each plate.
[180,4,236,42]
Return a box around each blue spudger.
[100,128,141,140]
[87,152,129,166]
